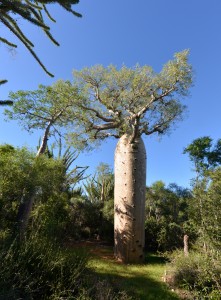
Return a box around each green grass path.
[88,247,180,300]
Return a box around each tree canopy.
[184,136,221,174]
[5,81,81,154]
[67,50,193,148]
[5,50,193,152]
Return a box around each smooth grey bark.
[114,134,146,263]
[36,121,52,156]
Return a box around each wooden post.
[184,234,189,256]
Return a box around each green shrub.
[31,193,71,242]
[76,279,133,300]
[145,218,184,252]
[0,232,88,299]
[169,250,221,298]
[145,217,161,251]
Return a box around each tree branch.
[129,116,140,143]
[79,104,115,123]
[94,130,120,139]
[136,82,178,118]
[36,120,52,156]
[140,112,178,135]
[92,121,121,131]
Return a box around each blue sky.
[1,0,221,187]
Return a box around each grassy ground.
[87,244,180,300]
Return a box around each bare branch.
[0,15,54,77]
[140,112,178,136]
[92,122,121,131]
[79,104,115,123]
[94,130,120,139]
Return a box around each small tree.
[4,82,83,236]
[184,136,221,175]
[67,50,193,263]
[184,137,221,253]
[145,181,192,252]
[5,81,80,155]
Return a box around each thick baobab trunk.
[114,134,146,263]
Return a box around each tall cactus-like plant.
[0,0,82,77]
[66,50,193,263]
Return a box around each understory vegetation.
[0,139,220,299]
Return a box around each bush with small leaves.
[168,250,221,298]
[0,231,88,299]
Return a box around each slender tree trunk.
[98,181,105,240]
[114,134,146,263]
[36,121,52,156]
[16,188,37,239]
[16,124,51,238]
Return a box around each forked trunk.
[114,134,146,263]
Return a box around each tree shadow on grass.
[90,268,179,300]
[145,252,168,264]
[88,250,179,300]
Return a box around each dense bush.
[145,182,194,252]
[77,279,133,300]
[101,199,114,242]
[67,197,101,240]
[31,193,71,242]
[0,232,88,299]
[168,250,221,299]
[64,197,114,243]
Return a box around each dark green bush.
[145,218,184,252]
[101,199,114,242]
[0,232,88,299]
[145,217,161,251]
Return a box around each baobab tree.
[67,50,193,263]
[6,50,193,260]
